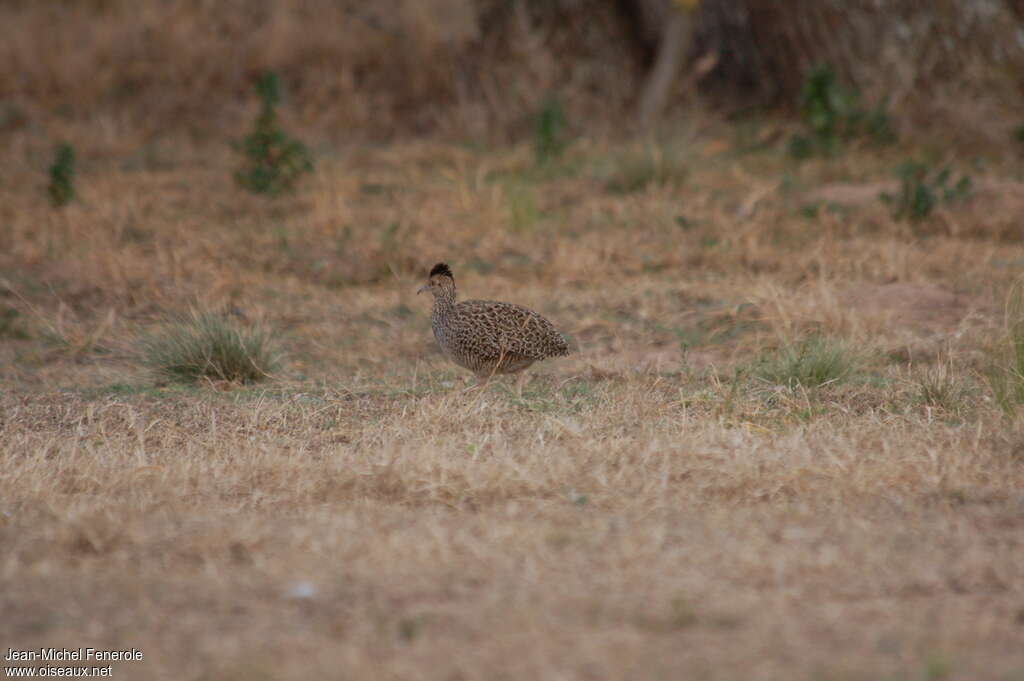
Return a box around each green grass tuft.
[139,311,280,384]
[987,284,1024,412]
[0,306,30,339]
[533,94,569,166]
[604,145,687,194]
[47,142,76,207]
[915,362,972,413]
[753,336,859,389]
[504,179,542,232]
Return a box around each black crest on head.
[429,262,453,279]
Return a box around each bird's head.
[417,262,455,298]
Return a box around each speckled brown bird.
[418,262,570,394]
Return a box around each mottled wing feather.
[450,300,569,361]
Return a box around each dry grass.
[0,0,641,143]
[4,0,1021,149]
[2,117,1024,680]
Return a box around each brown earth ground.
[3,120,1024,680]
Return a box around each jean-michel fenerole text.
[6,648,143,662]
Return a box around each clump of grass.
[47,142,75,207]
[533,94,568,166]
[988,284,1024,412]
[879,161,972,222]
[915,362,972,413]
[752,336,859,389]
[234,71,313,196]
[604,145,687,194]
[788,63,895,159]
[139,311,280,384]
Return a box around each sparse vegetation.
[3,7,1024,677]
[788,63,896,159]
[3,136,1022,679]
[604,144,688,194]
[916,361,972,414]
[533,95,569,166]
[504,179,542,231]
[138,311,280,384]
[5,132,1023,679]
[233,71,313,196]
[988,285,1024,412]
[752,336,860,389]
[880,161,972,221]
[47,142,75,207]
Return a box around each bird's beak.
[416,284,428,295]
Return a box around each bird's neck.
[432,287,457,317]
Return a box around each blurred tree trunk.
[635,7,691,128]
[622,0,703,129]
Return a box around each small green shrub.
[533,95,568,166]
[753,336,859,388]
[139,311,280,384]
[234,72,313,196]
[879,161,972,221]
[47,142,75,207]
[788,64,895,159]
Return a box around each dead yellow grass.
[2,126,1024,680]
[0,0,641,143]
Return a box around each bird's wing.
[453,301,567,359]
